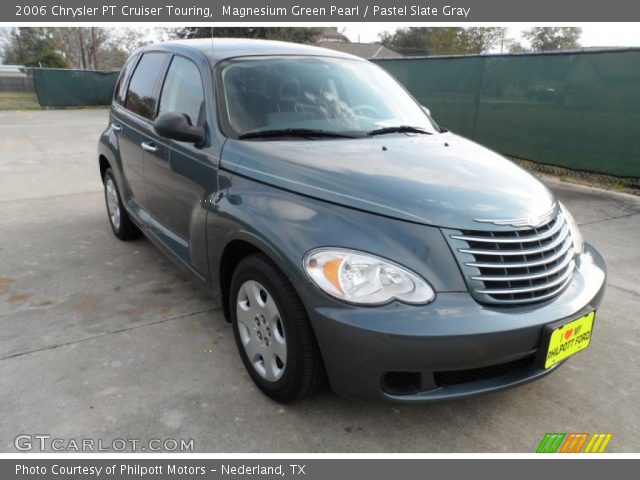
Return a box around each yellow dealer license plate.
[544,311,595,369]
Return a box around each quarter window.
[114,54,138,106]
[124,52,168,120]
[159,56,205,125]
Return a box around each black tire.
[103,168,141,241]
[230,253,325,403]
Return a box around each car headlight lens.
[303,248,435,305]
[560,202,584,254]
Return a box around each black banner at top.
[5,0,640,22]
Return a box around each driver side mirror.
[154,112,206,145]
[421,105,431,116]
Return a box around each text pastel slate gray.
[7,0,640,22]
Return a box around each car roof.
[145,38,365,63]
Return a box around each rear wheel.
[103,168,141,240]
[230,253,325,403]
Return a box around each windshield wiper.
[367,126,432,136]
[238,128,359,139]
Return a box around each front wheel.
[230,254,325,403]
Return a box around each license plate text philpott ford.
[545,311,595,369]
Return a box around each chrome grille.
[445,212,576,305]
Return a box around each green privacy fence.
[32,68,119,107]
[373,49,640,178]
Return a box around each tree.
[379,27,459,55]
[1,27,144,70]
[50,27,132,70]
[50,28,90,69]
[111,27,151,55]
[0,28,10,57]
[507,41,527,53]
[1,28,70,67]
[460,27,509,54]
[379,27,507,56]
[171,27,322,44]
[522,27,582,51]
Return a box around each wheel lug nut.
[266,327,271,337]
[265,339,269,346]
[257,331,262,340]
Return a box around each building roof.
[151,38,363,63]
[0,65,27,76]
[315,42,402,59]
[315,27,350,43]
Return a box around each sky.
[1,24,638,58]
[341,23,640,48]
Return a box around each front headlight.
[560,202,584,254]
[303,248,435,305]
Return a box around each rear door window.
[124,52,168,120]
[158,56,205,125]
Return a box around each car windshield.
[218,56,439,138]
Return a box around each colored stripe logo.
[537,433,612,453]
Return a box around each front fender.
[206,171,467,311]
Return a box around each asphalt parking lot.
[1,109,639,453]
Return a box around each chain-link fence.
[32,68,119,107]
[374,48,640,178]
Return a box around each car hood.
[220,132,556,230]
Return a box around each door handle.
[141,141,158,152]
[111,123,122,132]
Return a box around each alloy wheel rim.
[236,280,287,382]
[105,178,121,230]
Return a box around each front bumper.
[304,244,606,402]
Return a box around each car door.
[109,53,138,201]
[115,51,170,212]
[143,54,215,278]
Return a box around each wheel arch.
[219,239,261,322]
[99,154,111,181]
[217,233,307,323]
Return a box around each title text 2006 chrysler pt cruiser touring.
[98,39,606,403]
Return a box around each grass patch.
[0,91,41,110]
[511,157,640,197]
[0,92,108,111]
